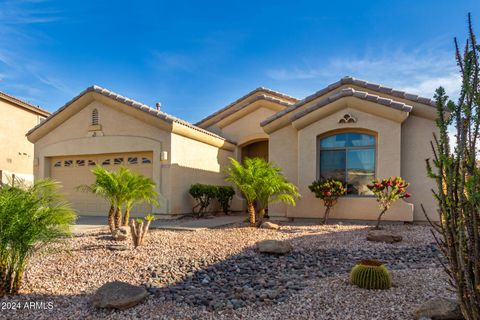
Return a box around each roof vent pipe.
[156,102,161,111]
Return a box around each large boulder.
[260,222,281,230]
[112,227,129,241]
[257,240,292,254]
[366,229,402,244]
[91,281,149,310]
[414,297,463,320]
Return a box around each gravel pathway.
[0,223,453,320]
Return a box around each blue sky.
[0,1,478,122]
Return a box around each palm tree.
[78,166,119,232]
[255,162,299,225]
[121,172,158,226]
[225,157,299,227]
[0,179,76,296]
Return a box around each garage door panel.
[50,152,154,216]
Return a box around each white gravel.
[0,223,452,320]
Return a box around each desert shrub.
[0,180,76,296]
[130,214,155,248]
[308,178,346,224]
[367,177,411,229]
[189,184,217,217]
[350,259,392,290]
[215,185,235,215]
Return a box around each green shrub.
[308,178,346,224]
[350,259,392,290]
[189,184,236,217]
[0,180,76,296]
[215,185,235,215]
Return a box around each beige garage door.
[50,152,154,216]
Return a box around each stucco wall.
[168,133,236,214]
[401,115,439,221]
[0,99,42,181]
[219,107,276,144]
[268,106,413,221]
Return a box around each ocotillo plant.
[425,14,480,319]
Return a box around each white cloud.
[266,40,461,100]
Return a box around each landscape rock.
[106,244,129,251]
[257,240,292,254]
[91,281,149,310]
[367,229,403,244]
[260,222,281,230]
[414,297,463,320]
[112,226,129,241]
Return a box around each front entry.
[241,140,268,162]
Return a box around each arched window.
[92,108,99,125]
[319,132,375,195]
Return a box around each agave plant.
[0,179,76,296]
[225,157,299,227]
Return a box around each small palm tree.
[78,166,119,232]
[225,157,299,227]
[121,172,158,226]
[0,179,76,296]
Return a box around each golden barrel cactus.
[350,259,392,290]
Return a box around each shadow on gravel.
[143,225,443,312]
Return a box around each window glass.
[76,160,85,167]
[102,159,111,166]
[114,158,124,165]
[88,160,96,166]
[142,157,152,164]
[54,161,62,167]
[64,160,73,167]
[319,133,376,195]
[320,150,346,181]
[346,149,375,195]
[128,157,138,164]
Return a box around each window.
[88,160,96,166]
[64,160,73,167]
[76,160,85,167]
[114,157,124,165]
[127,157,138,164]
[141,157,152,164]
[92,109,99,125]
[319,132,375,196]
[102,159,111,166]
[53,161,62,167]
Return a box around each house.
[26,76,439,221]
[0,91,50,184]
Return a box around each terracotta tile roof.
[27,85,231,142]
[289,87,413,122]
[195,87,298,127]
[0,91,50,116]
[261,76,434,126]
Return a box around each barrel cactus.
[350,259,392,289]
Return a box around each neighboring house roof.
[290,87,413,122]
[0,91,50,117]
[195,87,298,127]
[26,85,231,143]
[261,76,435,127]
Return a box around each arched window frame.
[317,129,377,196]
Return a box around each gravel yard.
[0,222,453,320]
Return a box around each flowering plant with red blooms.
[367,176,411,229]
[309,178,347,224]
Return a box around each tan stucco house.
[0,91,50,184]
[26,76,438,221]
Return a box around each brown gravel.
[0,223,452,320]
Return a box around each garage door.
[50,152,154,216]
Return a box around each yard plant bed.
[0,223,452,320]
